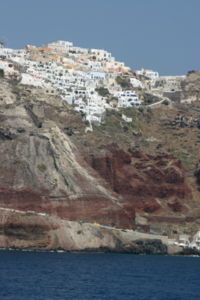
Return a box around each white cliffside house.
[20,73,46,87]
[88,71,106,81]
[130,77,144,89]
[189,231,200,250]
[89,49,113,61]
[3,40,146,124]
[73,89,106,125]
[47,40,73,54]
[136,68,159,80]
[0,60,20,79]
[117,90,141,107]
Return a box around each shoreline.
[0,246,200,257]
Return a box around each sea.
[0,251,200,300]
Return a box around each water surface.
[0,251,199,300]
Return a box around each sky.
[0,0,199,75]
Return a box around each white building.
[136,68,159,80]
[0,47,14,59]
[47,40,73,53]
[69,46,89,55]
[177,234,190,247]
[20,73,46,87]
[88,71,106,81]
[1,41,147,123]
[117,90,141,107]
[190,231,200,250]
[89,49,112,61]
[130,77,144,89]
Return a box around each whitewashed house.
[89,49,113,61]
[136,68,159,80]
[177,234,190,247]
[190,231,200,250]
[20,73,46,87]
[69,46,89,55]
[130,77,144,89]
[117,90,141,107]
[47,40,73,54]
[88,71,106,81]
[0,47,15,59]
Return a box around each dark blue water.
[0,251,200,300]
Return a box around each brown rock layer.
[0,78,199,248]
[88,147,191,215]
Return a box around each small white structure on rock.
[117,90,141,107]
[136,68,159,80]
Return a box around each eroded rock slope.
[0,78,199,251]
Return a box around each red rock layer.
[0,188,134,229]
[88,146,191,215]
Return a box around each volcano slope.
[0,78,200,250]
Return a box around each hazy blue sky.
[1,0,199,75]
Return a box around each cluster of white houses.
[0,40,186,124]
[0,41,144,124]
[175,231,200,251]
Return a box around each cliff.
[0,78,200,252]
[0,208,177,254]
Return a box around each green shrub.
[95,87,110,97]
[37,164,47,172]
[116,76,132,89]
[138,107,144,113]
[172,151,193,165]
[142,93,160,105]
[162,100,169,106]
[0,69,4,78]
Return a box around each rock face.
[88,147,190,215]
[181,71,200,100]
[0,78,199,252]
[0,80,134,230]
[132,239,167,255]
[0,209,171,254]
[194,161,200,186]
[163,114,200,129]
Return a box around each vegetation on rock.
[116,76,132,89]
